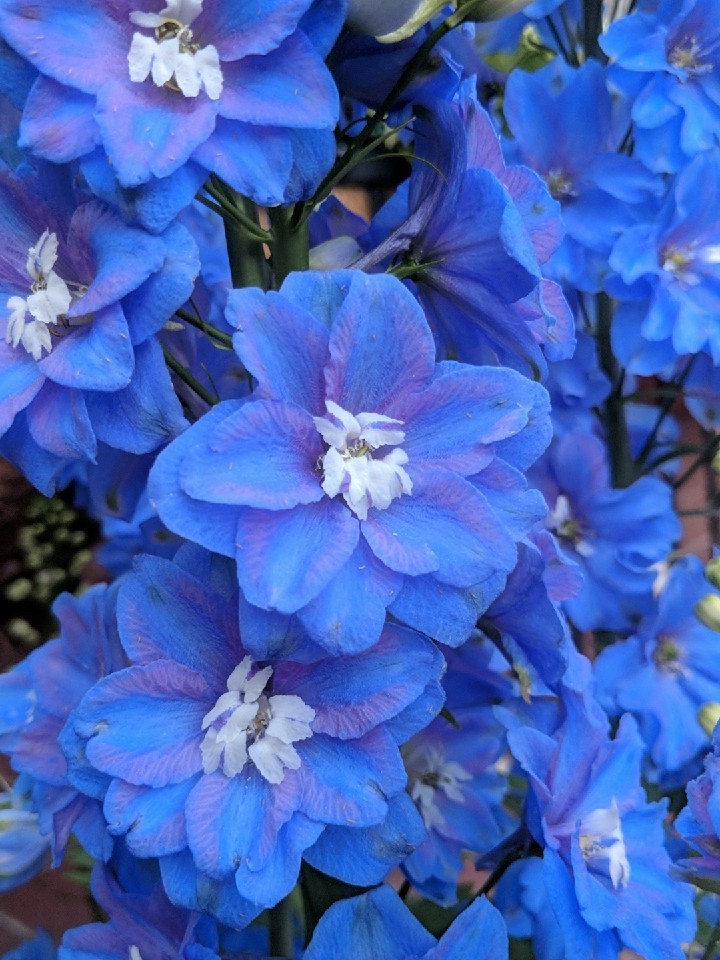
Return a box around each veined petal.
[178,400,323,509]
[362,471,515,587]
[234,499,359,613]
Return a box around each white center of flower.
[313,400,413,521]
[5,229,73,361]
[128,0,223,100]
[406,744,472,831]
[547,494,594,557]
[200,656,315,785]
[129,948,143,960]
[578,800,630,890]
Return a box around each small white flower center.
[406,744,472,831]
[313,400,413,521]
[200,656,315,785]
[5,229,73,361]
[128,0,223,100]
[577,800,630,890]
[547,494,594,558]
[129,948,143,960]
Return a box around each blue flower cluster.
[0,2,719,959]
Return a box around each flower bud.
[706,557,720,591]
[698,702,720,737]
[695,594,720,632]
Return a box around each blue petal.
[234,498,359,612]
[19,75,98,162]
[296,541,402,655]
[179,399,323,508]
[228,285,329,414]
[149,399,247,559]
[75,662,210,787]
[362,471,515,587]
[325,272,436,415]
[95,79,218,187]
[304,792,425,886]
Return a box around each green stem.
[163,349,217,407]
[175,307,233,348]
[269,206,309,286]
[269,894,296,958]
[224,210,269,290]
[595,293,634,487]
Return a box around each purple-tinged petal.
[185,769,295,880]
[26,381,96,460]
[0,342,44,435]
[325,272,435,414]
[296,540,402,655]
[234,498,359,612]
[363,472,515,587]
[179,400,323,508]
[277,624,441,739]
[19,75,98,162]
[228,286,329,414]
[149,399,246,558]
[0,0,129,94]
[195,0,314,60]
[297,729,405,826]
[38,303,134,392]
[74,662,210,787]
[66,201,167,315]
[95,79,218,187]
[233,812,324,908]
[391,365,536,476]
[104,777,194,857]
[117,554,240,689]
[219,32,337,129]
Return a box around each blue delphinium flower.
[503,58,663,293]
[499,688,696,960]
[304,884,509,960]
[402,707,513,905]
[610,151,720,373]
[536,430,680,631]
[353,98,572,377]
[594,554,720,779]
[0,161,196,494]
[676,723,720,885]
[477,533,581,689]
[601,0,720,172]
[150,270,550,655]
[0,584,126,863]
[0,0,341,206]
[67,545,444,921]
[59,853,220,960]
[0,775,50,893]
